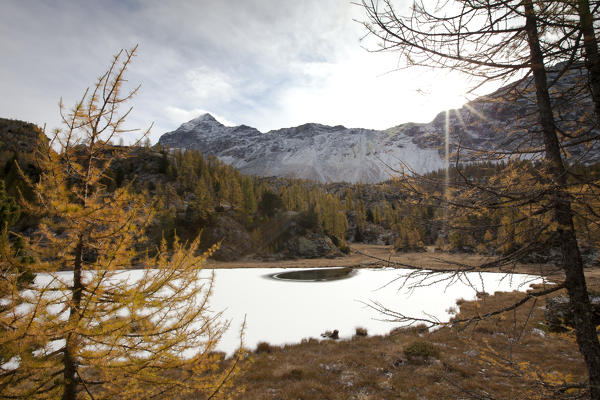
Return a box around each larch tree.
[0,47,241,400]
[360,0,600,397]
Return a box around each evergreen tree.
[258,190,284,218]
[241,176,257,223]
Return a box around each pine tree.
[0,180,19,229]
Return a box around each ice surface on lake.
[207,267,543,355]
[27,267,544,357]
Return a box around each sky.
[1,0,477,144]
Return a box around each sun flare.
[425,71,472,113]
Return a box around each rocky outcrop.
[256,211,342,259]
[345,211,396,245]
[200,214,255,261]
[0,118,48,156]
[282,233,341,259]
[0,118,49,188]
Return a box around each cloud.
[185,67,237,103]
[0,0,478,144]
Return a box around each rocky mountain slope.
[159,115,445,183]
[158,64,599,183]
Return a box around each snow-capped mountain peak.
[178,113,224,133]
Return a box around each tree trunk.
[62,239,84,400]
[577,0,600,123]
[524,1,600,397]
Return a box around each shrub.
[404,341,441,361]
[255,341,274,354]
[355,327,368,337]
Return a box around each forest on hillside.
[2,117,599,265]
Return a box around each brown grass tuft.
[255,341,275,354]
[354,327,368,337]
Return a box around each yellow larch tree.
[0,47,240,400]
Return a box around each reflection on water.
[267,267,356,282]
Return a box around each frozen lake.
[207,267,543,355]
[29,266,544,357]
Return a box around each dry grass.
[221,288,590,399]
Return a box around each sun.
[426,70,472,113]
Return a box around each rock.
[201,215,254,261]
[545,295,600,332]
[286,234,340,258]
[531,328,546,338]
[256,211,343,259]
[391,358,405,368]
[545,296,570,332]
[464,349,479,357]
[339,372,355,387]
[0,118,48,156]
[320,329,339,340]
[0,118,49,186]
[353,221,395,245]
[319,362,344,373]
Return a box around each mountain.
[158,64,599,183]
[159,114,445,183]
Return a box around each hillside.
[3,116,599,265]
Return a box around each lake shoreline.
[212,246,597,398]
[221,268,591,399]
[207,243,600,286]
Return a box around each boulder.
[201,215,254,261]
[256,211,343,259]
[283,233,341,259]
[346,216,395,245]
